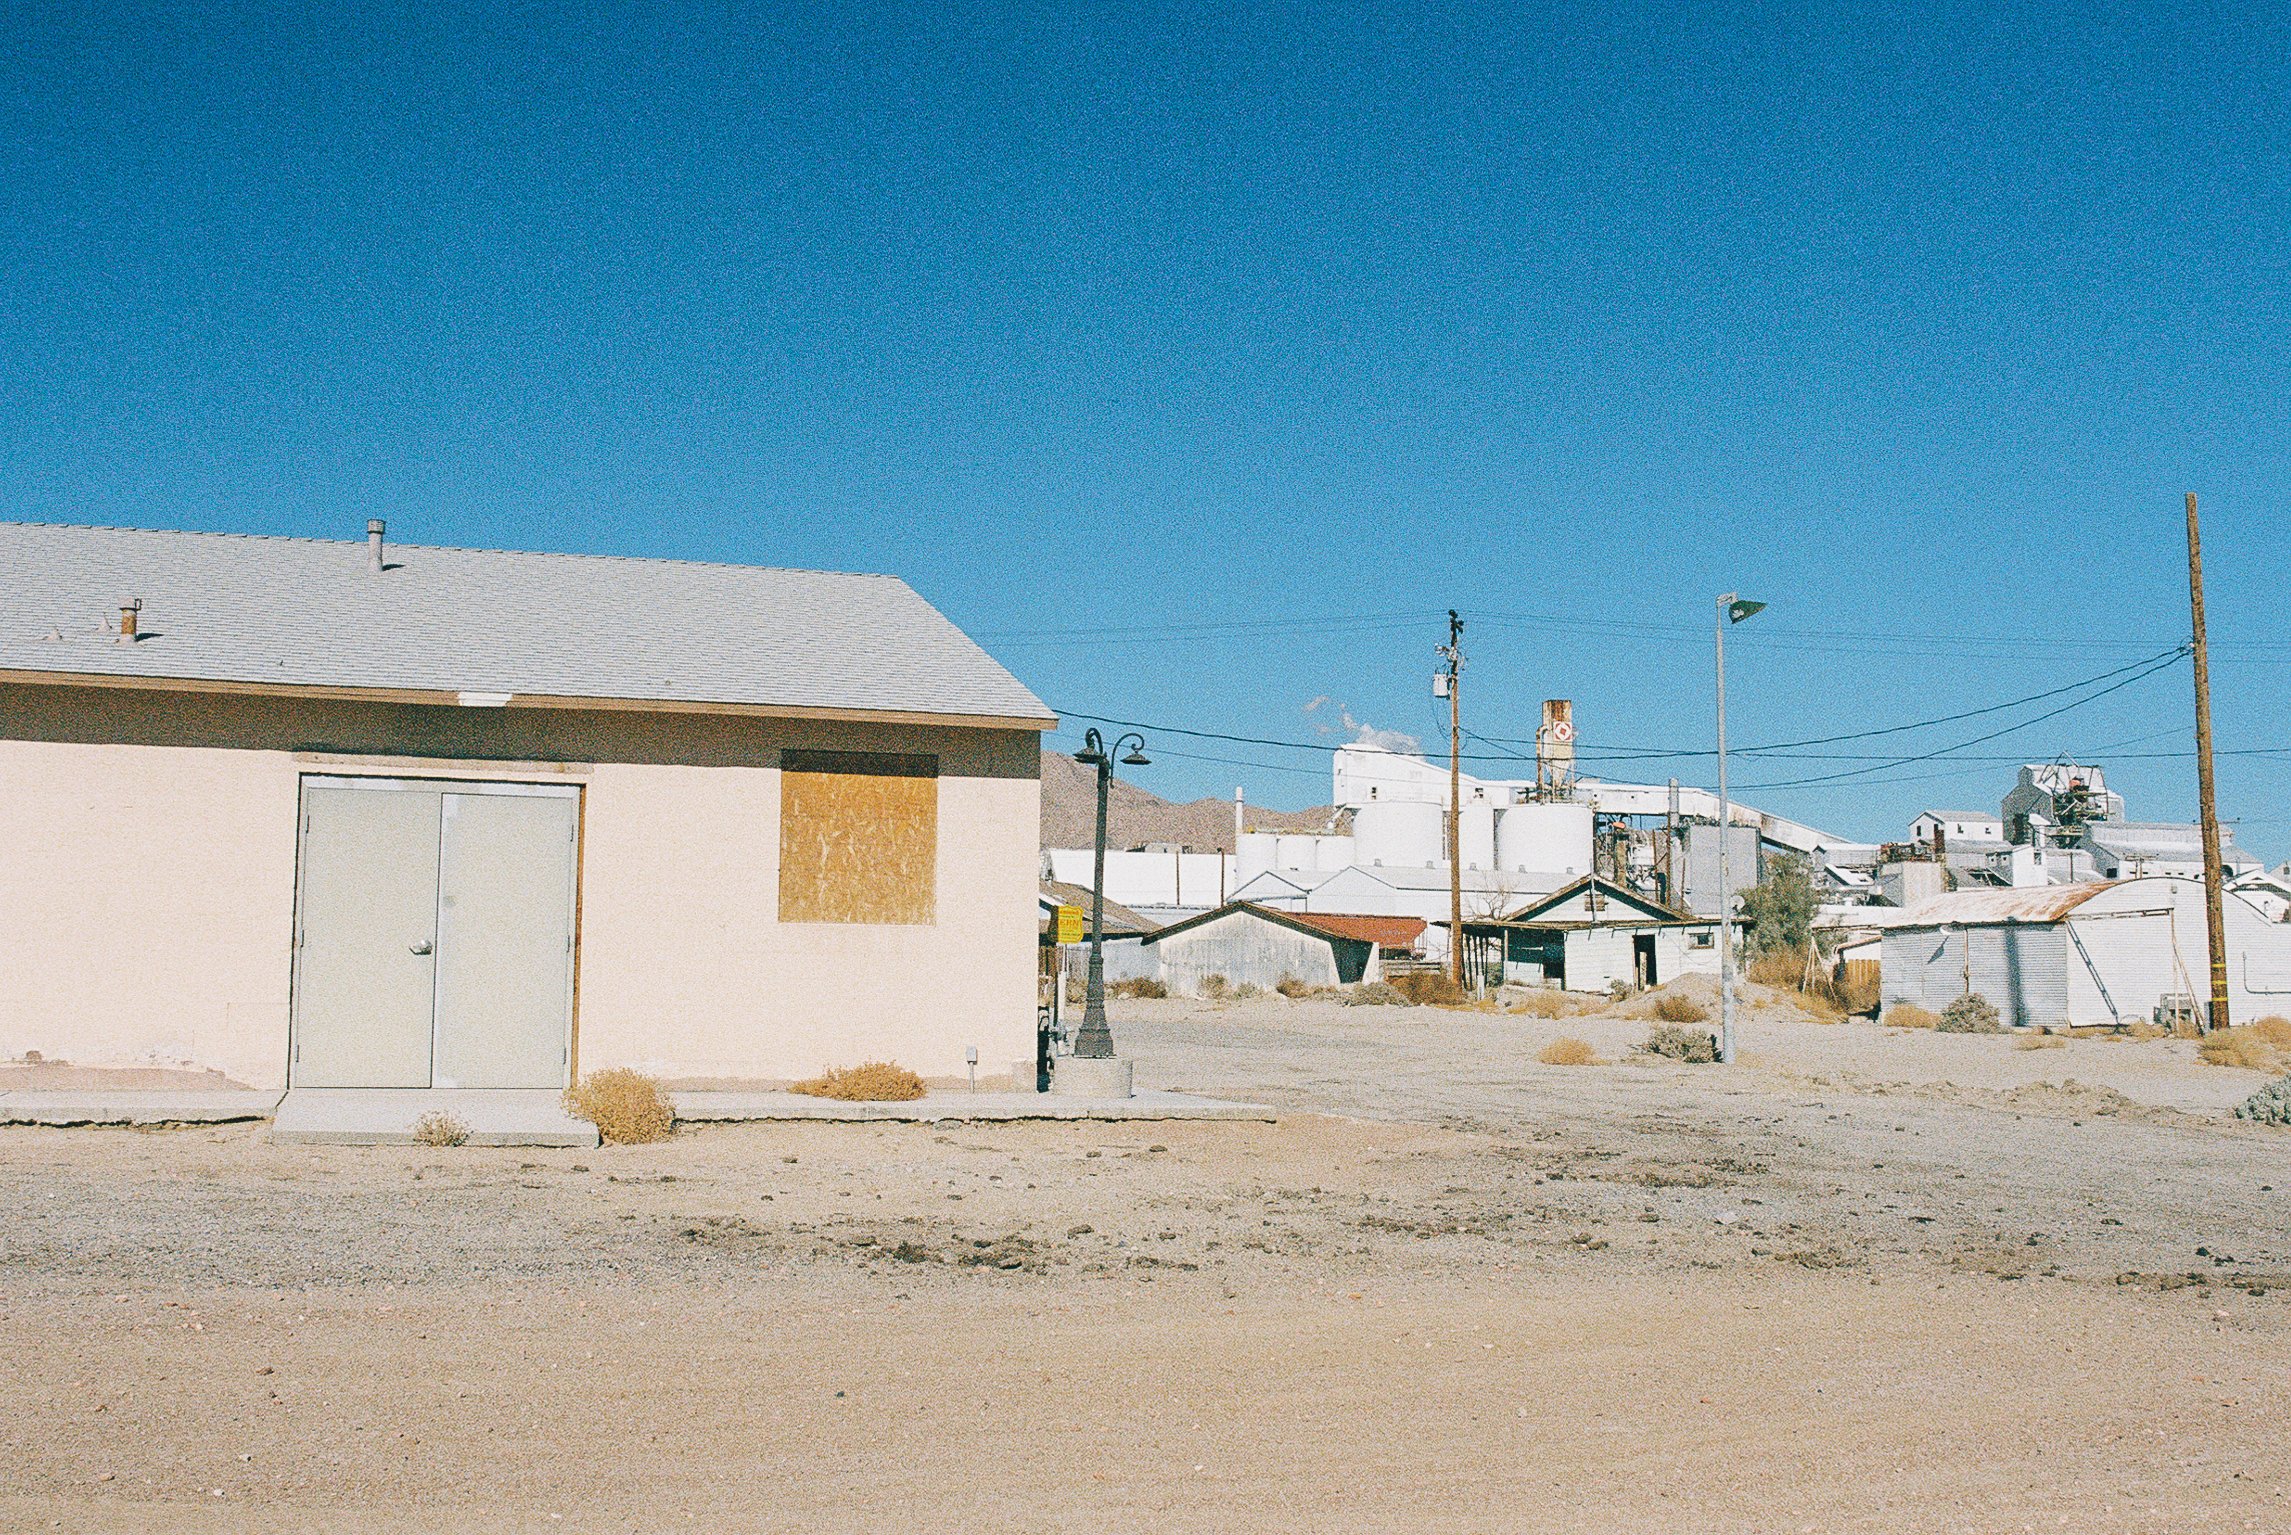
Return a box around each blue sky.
[4,2,2287,852]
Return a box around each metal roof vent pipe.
[367,519,386,573]
[117,599,141,644]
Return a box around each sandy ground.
[5,991,2291,1532]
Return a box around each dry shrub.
[1652,994,1709,1025]
[2016,1033,2068,1051]
[1508,990,1573,1018]
[1275,975,1310,998]
[1199,973,1231,1000]
[2198,1025,2291,1072]
[790,1062,927,1103]
[1937,995,2002,1034]
[409,1111,469,1147]
[1234,981,1263,999]
[2123,1020,2168,1041]
[564,1068,677,1143]
[1391,971,1467,1007]
[1338,980,1411,1006]
[1643,1024,1718,1063]
[1537,1036,1600,1066]
[1884,1004,1940,1031]
[1108,977,1167,999]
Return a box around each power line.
[1050,646,2196,785]
[1732,649,2191,792]
[1470,646,2192,763]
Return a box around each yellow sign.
[1055,904,1086,945]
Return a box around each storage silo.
[1354,799,1444,868]
[1495,802,1594,877]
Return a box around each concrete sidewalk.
[0,1086,1274,1140]
[270,1089,599,1147]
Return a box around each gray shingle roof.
[0,522,1054,725]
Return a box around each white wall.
[1043,847,1233,909]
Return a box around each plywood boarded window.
[778,751,939,925]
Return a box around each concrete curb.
[0,1091,282,1126]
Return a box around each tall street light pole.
[1072,727,1149,1061]
[1715,593,1765,1064]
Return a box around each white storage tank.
[1276,833,1318,870]
[1355,799,1444,868]
[1496,802,1593,877]
[1314,834,1358,871]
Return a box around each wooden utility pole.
[1441,610,1465,988]
[2186,491,2231,1034]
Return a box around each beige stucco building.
[0,521,1053,1095]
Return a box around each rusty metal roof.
[1894,882,2122,925]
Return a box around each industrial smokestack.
[367,519,386,573]
[1234,787,1245,849]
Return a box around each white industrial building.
[1878,876,2291,1030]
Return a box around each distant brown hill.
[1039,750,1338,853]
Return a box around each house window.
[1689,929,1715,949]
[778,750,939,924]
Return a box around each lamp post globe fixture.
[1073,728,1148,1061]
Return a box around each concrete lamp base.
[1050,1055,1134,1100]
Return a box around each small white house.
[1449,877,1724,994]
[1879,876,2291,1029]
[1910,810,2005,847]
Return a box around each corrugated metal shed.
[0,521,1055,725]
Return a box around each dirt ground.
[6,991,2291,1532]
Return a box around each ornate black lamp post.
[1072,727,1148,1060]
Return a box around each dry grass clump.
[564,1068,677,1143]
[1537,1036,1600,1066]
[1275,975,1312,998]
[1198,973,1232,1000]
[1390,971,1467,1007]
[1745,950,1807,989]
[1338,980,1412,1006]
[1826,966,1882,1016]
[1107,977,1167,999]
[409,1111,469,1147]
[1507,989,1574,1018]
[2123,1019,2168,1041]
[2016,1033,2068,1051]
[1652,994,1710,1025]
[790,1062,927,1103]
[1643,1024,1718,1063]
[2198,1018,2291,1072]
[1884,1004,1941,1031]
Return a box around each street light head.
[1073,747,1107,766]
[1727,598,1767,625]
[1074,726,1108,766]
[1121,748,1151,767]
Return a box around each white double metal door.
[292,777,579,1089]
